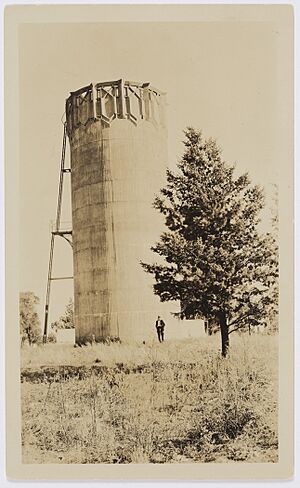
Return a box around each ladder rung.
[50,276,73,281]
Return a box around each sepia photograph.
[4,3,294,481]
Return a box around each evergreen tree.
[142,128,278,356]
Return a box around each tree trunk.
[26,327,32,346]
[219,311,229,357]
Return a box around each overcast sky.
[19,19,286,324]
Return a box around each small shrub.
[47,332,57,344]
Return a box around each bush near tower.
[51,298,75,331]
[142,128,278,357]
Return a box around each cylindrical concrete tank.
[66,80,168,343]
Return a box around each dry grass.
[21,334,278,464]
[21,335,220,369]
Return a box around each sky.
[18,19,286,325]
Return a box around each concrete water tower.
[65,79,168,343]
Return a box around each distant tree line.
[19,293,74,346]
[19,292,42,345]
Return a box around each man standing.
[155,316,166,343]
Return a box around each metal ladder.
[43,122,73,343]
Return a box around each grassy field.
[21,333,278,464]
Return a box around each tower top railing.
[66,79,166,136]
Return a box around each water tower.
[65,79,168,343]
